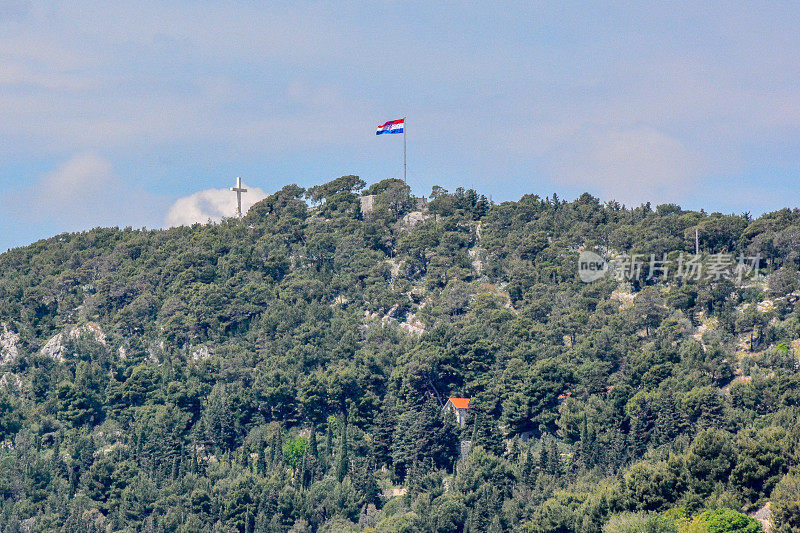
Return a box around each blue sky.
[1,1,799,250]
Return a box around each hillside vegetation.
[0,176,799,532]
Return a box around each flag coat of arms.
[376,118,404,135]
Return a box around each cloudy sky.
[1,1,799,251]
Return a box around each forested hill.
[0,176,799,532]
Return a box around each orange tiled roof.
[448,398,470,409]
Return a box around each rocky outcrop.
[752,502,773,532]
[0,324,20,365]
[400,312,426,336]
[468,248,484,275]
[191,346,212,362]
[40,322,107,362]
[384,258,404,279]
[402,210,431,227]
[0,372,23,390]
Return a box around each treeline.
[0,176,798,531]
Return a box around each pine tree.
[416,396,459,471]
[471,406,504,457]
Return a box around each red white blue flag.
[376,118,404,135]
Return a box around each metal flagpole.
[403,117,407,184]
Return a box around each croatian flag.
[376,118,404,135]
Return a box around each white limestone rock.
[0,324,20,364]
[191,346,212,362]
[40,322,107,362]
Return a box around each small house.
[444,397,471,427]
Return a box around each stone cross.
[230,177,248,218]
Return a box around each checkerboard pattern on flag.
[376,118,404,135]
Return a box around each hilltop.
[0,176,798,532]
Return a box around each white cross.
[230,176,248,218]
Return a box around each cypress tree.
[547,436,561,476]
[522,448,538,486]
[50,433,65,480]
[299,449,310,487]
[363,456,380,507]
[372,396,396,469]
[256,445,266,476]
[578,413,596,470]
[335,416,349,482]
[270,424,284,466]
[308,425,318,458]
[307,425,319,482]
[538,440,549,473]
[324,421,334,470]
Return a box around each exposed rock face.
[468,248,484,275]
[752,502,773,532]
[0,324,20,364]
[610,288,635,309]
[402,210,430,227]
[40,335,66,362]
[191,346,212,361]
[400,312,426,336]
[757,299,775,313]
[40,322,107,362]
[0,372,23,390]
[385,258,404,279]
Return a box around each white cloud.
[38,152,112,199]
[549,125,705,206]
[164,185,267,227]
[2,153,165,232]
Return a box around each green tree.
[772,470,800,533]
[603,512,678,533]
[282,436,309,471]
[0,389,22,439]
[686,429,735,495]
[687,509,762,533]
[56,362,105,427]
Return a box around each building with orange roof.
[444,397,471,426]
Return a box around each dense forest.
[0,176,799,532]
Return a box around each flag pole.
[403,117,407,184]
